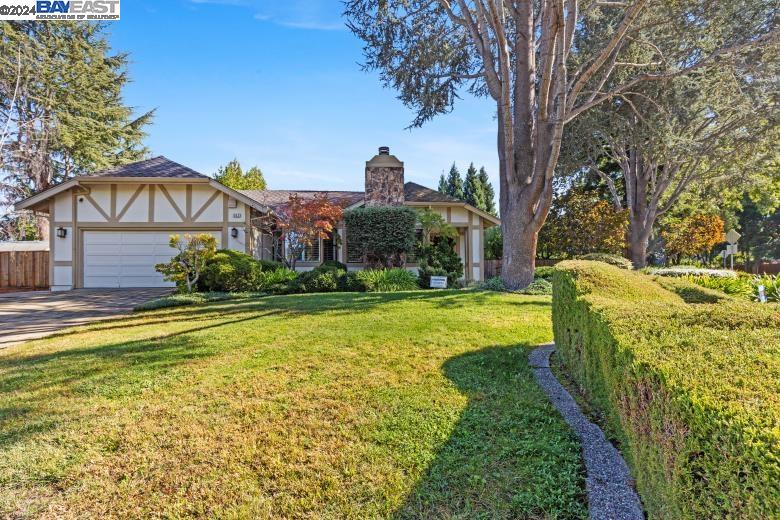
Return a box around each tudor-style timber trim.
[222,194,229,246]
[148,184,155,222]
[83,192,111,221]
[186,184,193,220]
[116,185,146,221]
[158,185,186,222]
[191,189,221,221]
[48,199,55,285]
[110,184,117,220]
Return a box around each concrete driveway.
[0,289,171,349]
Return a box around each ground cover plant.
[0,291,586,519]
[552,261,780,518]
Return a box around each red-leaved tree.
[272,194,344,270]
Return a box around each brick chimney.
[365,146,404,207]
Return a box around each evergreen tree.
[478,167,497,215]
[464,163,486,211]
[0,21,153,238]
[445,163,464,200]
[244,166,267,190]
[437,173,447,194]
[214,159,267,190]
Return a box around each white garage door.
[83,231,219,288]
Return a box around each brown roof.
[403,182,463,203]
[239,190,365,210]
[240,182,464,209]
[88,156,208,179]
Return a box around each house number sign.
[232,213,243,219]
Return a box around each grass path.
[0,291,586,519]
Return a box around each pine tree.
[244,166,267,190]
[478,167,497,215]
[437,173,448,194]
[463,163,486,211]
[445,163,464,200]
[0,21,153,238]
[214,160,267,190]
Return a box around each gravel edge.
[529,344,644,520]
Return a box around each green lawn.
[0,291,586,519]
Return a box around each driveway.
[0,289,171,349]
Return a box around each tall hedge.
[552,261,780,519]
[344,206,417,268]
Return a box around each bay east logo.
[36,1,120,19]
[0,1,121,20]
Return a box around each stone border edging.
[529,344,643,520]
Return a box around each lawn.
[0,290,586,519]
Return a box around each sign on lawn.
[429,276,448,289]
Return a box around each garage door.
[83,231,219,288]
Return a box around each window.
[287,233,321,262]
[323,232,336,262]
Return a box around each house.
[14,148,499,290]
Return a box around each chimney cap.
[378,146,390,155]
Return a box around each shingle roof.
[403,182,463,203]
[240,182,466,209]
[87,156,208,179]
[239,190,365,210]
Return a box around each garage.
[13,157,264,291]
[82,231,221,288]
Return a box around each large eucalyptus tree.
[345,0,778,287]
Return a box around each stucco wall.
[49,181,247,289]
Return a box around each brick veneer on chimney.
[365,147,404,207]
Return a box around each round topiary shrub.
[576,253,633,270]
[200,249,263,292]
[520,278,553,295]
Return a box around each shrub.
[479,276,507,292]
[344,207,417,268]
[200,249,263,292]
[320,260,348,271]
[651,266,737,278]
[519,278,552,295]
[288,267,345,294]
[575,252,633,269]
[155,234,217,293]
[418,238,464,288]
[534,266,556,280]
[355,268,419,292]
[257,267,298,294]
[755,274,780,302]
[552,261,780,518]
[683,274,754,298]
[258,259,284,272]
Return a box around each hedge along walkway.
[529,344,643,520]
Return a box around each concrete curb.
[530,344,643,520]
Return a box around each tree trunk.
[501,205,538,290]
[628,219,652,268]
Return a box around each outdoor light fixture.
[56,227,67,238]
[231,228,239,238]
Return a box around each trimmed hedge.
[552,261,780,519]
[344,207,417,267]
[575,252,633,269]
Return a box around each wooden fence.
[0,251,49,291]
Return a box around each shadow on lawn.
[0,311,280,449]
[23,290,537,344]
[393,345,587,520]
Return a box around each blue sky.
[106,0,499,192]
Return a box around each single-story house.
[15,148,499,290]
